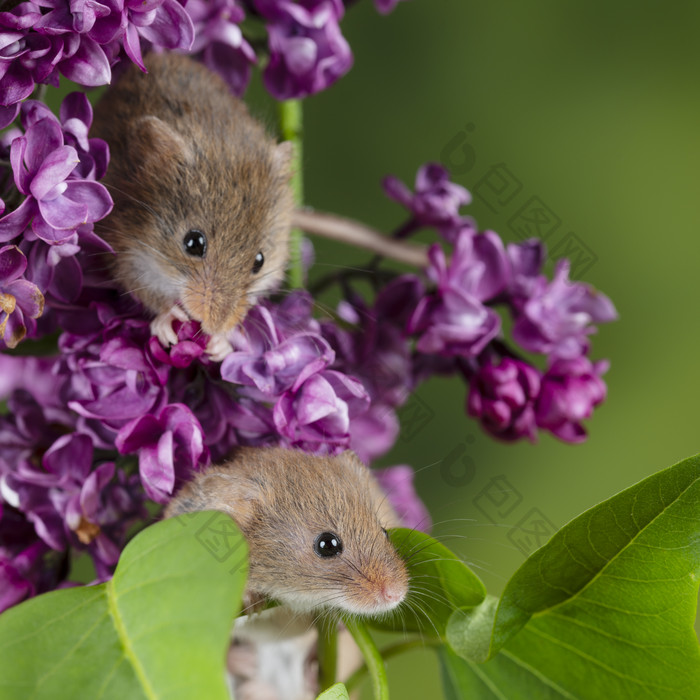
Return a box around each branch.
[292,208,429,269]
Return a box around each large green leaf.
[369,528,486,636]
[0,511,248,700]
[443,454,700,698]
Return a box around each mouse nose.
[380,581,407,608]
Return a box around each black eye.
[184,229,207,257]
[252,251,264,273]
[382,527,389,539]
[314,532,343,558]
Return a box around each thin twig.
[292,208,429,269]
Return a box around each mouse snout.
[183,285,249,337]
[379,580,408,609]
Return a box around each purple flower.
[255,0,353,100]
[274,369,369,453]
[373,465,431,531]
[0,245,44,348]
[148,318,208,368]
[0,111,112,244]
[383,163,474,239]
[116,403,209,502]
[506,238,545,310]
[408,231,509,357]
[512,259,618,360]
[121,0,194,71]
[535,356,608,443]
[467,357,541,442]
[0,538,55,613]
[0,9,63,106]
[184,0,256,96]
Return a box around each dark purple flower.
[0,112,112,244]
[274,369,369,453]
[149,318,208,368]
[467,357,541,442]
[373,464,431,531]
[383,163,474,238]
[0,245,44,348]
[408,231,508,357]
[255,0,353,100]
[116,403,209,502]
[184,0,256,96]
[512,259,618,360]
[0,539,54,613]
[535,356,608,443]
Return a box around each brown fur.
[164,448,409,616]
[92,53,293,335]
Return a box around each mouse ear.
[273,141,295,179]
[132,115,194,168]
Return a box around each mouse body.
[92,52,293,359]
[164,447,409,617]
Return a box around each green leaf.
[0,511,248,700]
[369,528,486,636]
[315,683,349,699]
[443,454,700,699]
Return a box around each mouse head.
[97,63,294,336]
[168,448,409,617]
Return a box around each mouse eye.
[184,229,207,257]
[252,252,264,273]
[314,532,343,558]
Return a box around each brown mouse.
[92,52,294,360]
[164,447,410,616]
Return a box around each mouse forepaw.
[206,333,233,362]
[150,306,189,347]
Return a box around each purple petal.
[0,244,27,282]
[29,145,79,201]
[58,35,111,86]
[62,180,113,222]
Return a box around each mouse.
[92,52,294,361]
[164,447,410,617]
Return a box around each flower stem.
[292,208,429,268]
[343,618,389,700]
[317,618,339,691]
[277,99,305,289]
[343,638,439,694]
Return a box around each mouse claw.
[206,333,233,362]
[151,306,189,347]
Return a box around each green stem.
[317,618,339,691]
[344,638,440,694]
[277,99,304,289]
[343,618,389,700]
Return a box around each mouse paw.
[150,306,189,347]
[206,333,233,362]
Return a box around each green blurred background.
[285,0,700,695]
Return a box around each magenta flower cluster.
[383,163,617,444]
[0,0,404,109]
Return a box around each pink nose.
[381,582,406,606]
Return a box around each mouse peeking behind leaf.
[164,447,409,617]
[92,52,294,362]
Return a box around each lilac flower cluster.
[382,163,617,444]
[0,0,194,106]
[0,94,111,347]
